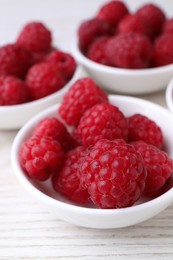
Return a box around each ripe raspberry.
[19,136,64,181]
[163,18,173,34]
[78,18,111,52]
[105,32,152,69]
[52,146,90,204]
[136,4,166,39]
[33,117,75,152]
[0,44,31,78]
[128,114,163,149]
[76,103,128,147]
[96,0,129,27]
[153,34,173,67]
[26,62,65,100]
[0,75,30,105]
[17,22,52,53]
[87,36,112,65]
[132,141,173,196]
[80,139,146,209]
[58,77,108,127]
[46,50,76,80]
[117,14,149,36]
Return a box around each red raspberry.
[105,32,152,69]
[80,139,146,209]
[163,18,173,34]
[17,22,52,53]
[76,103,128,147]
[136,4,166,39]
[46,50,76,80]
[58,77,108,127]
[128,114,163,149]
[19,136,64,181]
[52,146,90,204]
[0,44,31,78]
[96,0,129,27]
[87,36,112,65]
[78,18,111,53]
[117,14,149,36]
[132,141,173,196]
[153,34,173,67]
[26,62,65,100]
[0,75,30,105]
[33,117,75,152]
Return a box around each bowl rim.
[11,94,173,215]
[0,65,81,112]
[72,39,173,76]
[166,77,173,113]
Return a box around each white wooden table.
[1,0,173,259]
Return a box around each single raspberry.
[136,4,166,39]
[153,34,173,67]
[87,36,112,65]
[105,32,152,69]
[80,139,146,209]
[46,50,76,80]
[0,44,31,78]
[33,117,75,152]
[76,103,128,147]
[132,141,173,196]
[128,114,163,149]
[17,21,52,53]
[96,0,129,27]
[117,14,149,36]
[52,146,90,204]
[19,136,64,181]
[78,18,112,52]
[0,75,30,105]
[58,77,108,127]
[163,18,173,34]
[26,62,65,100]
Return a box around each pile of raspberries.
[0,22,76,105]
[78,1,173,69]
[19,77,173,209]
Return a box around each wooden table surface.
[1,0,173,259]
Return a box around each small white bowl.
[11,95,173,229]
[0,66,81,130]
[72,40,173,95]
[166,78,173,114]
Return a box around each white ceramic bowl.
[0,66,81,130]
[11,95,173,229]
[72,40,173,95]
[166,78,173,114]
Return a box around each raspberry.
[163,18,173,34]
[117,14,149,36]
[128,114,163,149]
[76,103,128,147]
[87,36,111,65]
[136,4,166,39]
[19,136,64,181]
[105,32,152,69]
[153,34,173,67]
[17,22,52,53]
[58,77,108,127]
[0,75,30,105]
[52,146,90,204]
[96,0,129,27]
[132,141,173,196]
[46,50,76,80]
[78,18,111,52]
[80,139,146,209]
[33,117,75,152]
[0,44,31,78]
[26,62,65,100]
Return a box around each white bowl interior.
[0,66,81,130]
[72,40,173,95]
[11,95,173,228]
[166,77,173,114]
